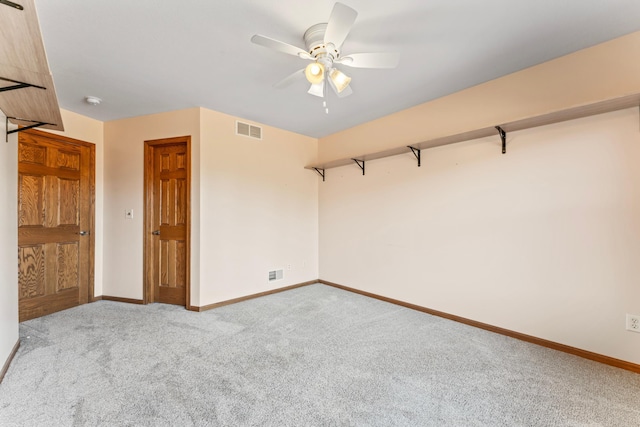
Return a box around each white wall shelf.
[306,93,640,178]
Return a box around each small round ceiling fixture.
[85,96,102,106]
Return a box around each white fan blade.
[251,34,312,59]
[308,82,324,98]
[324,3,357,48]
[337,53,400,69]
[274,69,305,88]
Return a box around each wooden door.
[17,130,95,321]
[144,136,190,307]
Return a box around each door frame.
[19,128,96,304]
[143,136,191,309]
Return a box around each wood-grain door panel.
[144,137,190,307]
[17,130,94,321]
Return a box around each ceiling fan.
[251,2,399,102]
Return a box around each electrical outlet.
[626,314,640,333]
[287,264,292,271]
[125,209,134,219]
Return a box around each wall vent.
[236,121,262,140]
[268,269,283,282]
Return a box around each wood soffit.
[0,0,63,131]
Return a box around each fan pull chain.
[324,80,329,114]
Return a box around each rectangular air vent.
[268,269,283,282]
[236,121,262,140]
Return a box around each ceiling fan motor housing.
[304,23,340,63]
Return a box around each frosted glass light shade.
[329,68,351,93]
[307,82,324,97]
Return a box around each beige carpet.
[1,283,639,426]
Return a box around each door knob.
[79,230,89,236]
[152,230,161,235]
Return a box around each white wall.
[319,108,640,364]
[103,108,201,301]
[102,108,319,307]
[0,113,19,369]
[198,108,319,305]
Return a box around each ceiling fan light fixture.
[251,3,401,104]
[329,68,351,93]
[305,62,325,84]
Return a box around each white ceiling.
[34,0,640,138]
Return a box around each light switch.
[125,209,134,219]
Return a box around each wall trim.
[100,295,144,305]
[319,280,640,374]
[189,280,318,312]
[0,339,20,384]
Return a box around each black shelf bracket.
[6,116,52,142]
[352,158,365,175]
[408,146,421,167]
[0,76,46,93]
[0,0,24,10]
[313,167,325,182]
[496,126,507,154]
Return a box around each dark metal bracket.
[0,0,24,10]
[6,116,52,142]
[496,126,507,154]
[0,76,46,93]
[408,146,421,167]
[352,158,365,175]
[313,167,325,182]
